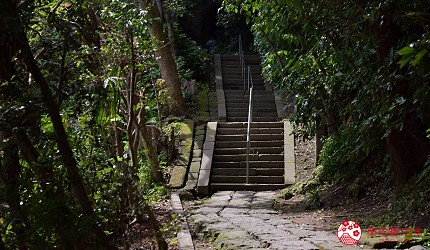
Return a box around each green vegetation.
[0,0,209,248]
[222,0,430,186]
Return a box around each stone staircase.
[209,55,291,192]
[221,55,278,122]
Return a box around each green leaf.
[398,54,414,68]
[397,46,415,55]
[412,49,428,67]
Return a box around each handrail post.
[246,66,254,184]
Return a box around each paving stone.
[196,125,205,130]
[193,149,202,158]
[270,240,318,250]
[189,162,201,173]
[184,180,197,191]
[193,140,203,149]
[187,172,199,181]
[192,157,202,162]
[187,191,372,249]
[214,230,262,249]
[195,134,205,142]
[195,129,206,136]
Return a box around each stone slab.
[284,121,296,184]
[203,141,215,151]
[194,134,205,142]
[171,192,195,250]
[189,162,201,173]
[169,166,187,188]
[200,149,214,170]
[217,104,226,121]
[205,122,217,142]
[284,121,294,145]
[192,149,202,158]
[192,157,202,162]
[197,169,211,195]
[195,129,206,136]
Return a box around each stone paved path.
[188,191,367,250]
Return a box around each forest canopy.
[222,0,430,186]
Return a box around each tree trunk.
[386,115,430,186]
[0,136,30,249]
[139,0,186,115]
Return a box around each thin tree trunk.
[144,204,168,250]
[137,107,164,183]
[139,0,186,115]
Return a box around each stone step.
[227,117,278,122]
[217,122,283,128]
[226,105,277,110]
[221,54,260,61]
[222,71,262,77]
[220,66,262,72]
[225,98,275,104]
[222,77,264,82]
[226,112,278,118]
[223,86,266,91]
[212,168,284,176]
[225,103,277,109]
[223,82,265,87]
[211,176,284,184]
[215,140,284,148]
[225,94,275,100]
[210,183,285,192]
[226,108,277,114]
[216,134,284,141]
[217,127,284,135]
[213,154,284,162]
[225,90,273,94]
[212,161,284,168]
[214,147,283,154]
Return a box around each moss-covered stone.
[169,166,188,188]
[179,120,194,140]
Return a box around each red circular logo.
[337,220,362,245]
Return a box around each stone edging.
[284,121,296,184]
[171,192,194,250]
[197,122,217,195]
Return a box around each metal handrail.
[246,65,254,184]
[239,35,245,89]
[239,35,254,184]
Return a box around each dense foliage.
[222,0,430,185]
[0,0,203,248]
